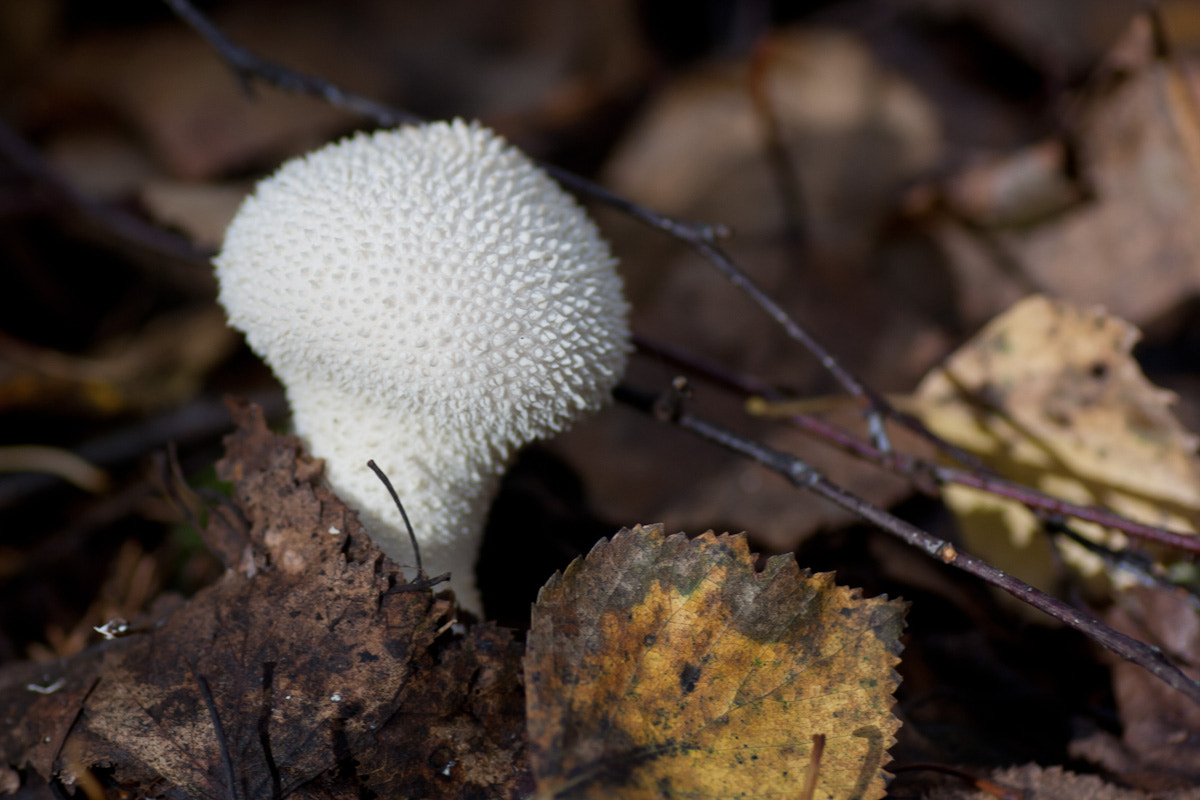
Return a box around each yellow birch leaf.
[911,294,1200,590]
[525,524,905,800]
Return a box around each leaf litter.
[0,402,906,799]
[6,3,1200,798]
[0,400,528,799]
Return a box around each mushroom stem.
[289,379,505,611]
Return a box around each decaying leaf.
[525,524,905,800]
[911,294,1200,591]
[930,15,1200,329]
[0,400,529,799]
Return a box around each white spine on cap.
[215,120,630,612]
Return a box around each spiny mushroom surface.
[215,120,630,612]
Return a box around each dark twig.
[1047,519,1176,594]
[187,663,241,800]
[50,677,100,781]
[162,0,721,242]
[385,572,451,594]
[748,35,808,250]
[771,406,1200,557]
[680,238,931,457]
[160,441,207,536]
[634,333,779,398]
[542,167,729,243]
[637,335,1200,557]
[615,382,1200,706]
[257,662,283,800]
[367,459,423,575]
[774,405,1200,557]
[162,0,419,128]
[939,463,1200,555]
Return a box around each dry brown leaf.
[525,524,905,800]
[910,294,1200,591]
[932,15,1200,328]
[361,622,532,800]
[0,401,528,799]
[939,139,1087,229]
[604,26,940,258]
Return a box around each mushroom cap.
[216,120,630,452]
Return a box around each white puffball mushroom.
[215,120,630,612]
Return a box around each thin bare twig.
[187,663,241,800]
[748,35,808,250]
[162,0,727,247]
[774,405,1200,557]
[774,407,1200,557]
[615,382,1200,706]
[638,333,1200,557]
[366,459,423,575]
[162,0,419,128]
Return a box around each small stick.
[0,118,210,289]
[187,663,241,800]
[754,400,1200,557]
[257,661,283,800]
[366,460,422,575]
[748,34,808,249]
[162,0,418,128]
[637,334,1200,556]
